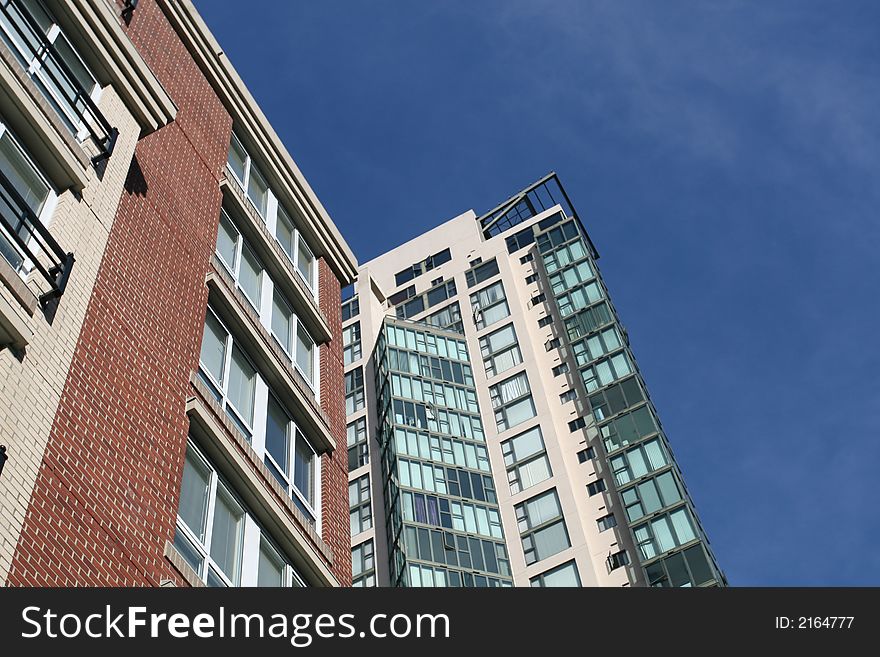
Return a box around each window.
[516,489,570,565]
[587,479,606,497]
[520,253,534,264]
[425,302,463,333]
[0,0,100,139]
[557,281,603,317]
[264,395,317,521]
[489,371,536,432]
[525,273,539,284]
[502,425,552,494]
[470,281,509,330]
[645,544,717,587]
[568,417,586,432]
[588,376,645,422]
[216,209,317,387]
[425,279,456,309]
[564,301,613,341]
[342,296,359,322]
[530,560,581,587]
[465,258,499,288]
[552,362,570,377]
[395,295,425,320]
[580,352,633,392]
[343,322,362,366]
[226,134,317,294]
[0,122,56,272]
[173,441,306,587]
[633,507,698,561]
[395,248,451,286]
[247,163,269,219]
[536,220,580,255]
[576,447,595,463]
[345,368,365,415]
[545,337,560,351]
[275,205,316,292]
[505,225,536,253]
[571,326,623,367]
[395,263,422,287]
[597,513,617,532]
[606,549,630,572]
[227,133,270,219]
[295,233,315,290]
[389,285,416,306]
[559,389,577,404]
[530,293,546,307]
[548,259,594,296]
[347,417,369,471]
[349,475,372,536]
[215,208,265,310]
[197,309,321,525]
[271,290,317,388]
[479,323,522,378]
[621,471,682,522]
[425,247,451,271]
[199,309,257,437]
[538,315,553,328]
[599,406,658,454]
[609,437,668,486]
[352,540,375,587]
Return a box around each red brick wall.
[319,258,352,586]
[7,0,231,586]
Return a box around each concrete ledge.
[0,45,90,192]
[163,540,205,588]
[0,256,38,317]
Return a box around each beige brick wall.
[0,85,140,584]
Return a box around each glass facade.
[374,319,513,587]
[536,217,723,587]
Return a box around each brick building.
[0,0,356,587]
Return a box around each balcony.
[0,0,118,165]
[0,166,72,303]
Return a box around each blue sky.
[196,1,880,586]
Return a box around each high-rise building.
[0,0,356,587]
[346,173,725,587]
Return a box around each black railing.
[0,0,118,165]
[0,167,74,303]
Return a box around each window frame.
[501,425,552,495]
[226,133,319,298]
[515,488,571,566]
[174,439,307,588]
[0,121,59,276]
[0,0,101,141]
[214,207,319,391]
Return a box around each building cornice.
[50,0,177,135]
[156,0,358,284]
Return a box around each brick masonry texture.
[7,0,231,586]
[0,86,140,584]
[319,257,352,585]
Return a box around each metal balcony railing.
[0,167,74,302]
[0,0,118,165]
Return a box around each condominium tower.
[345,174,725,587]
